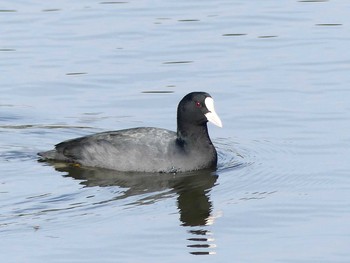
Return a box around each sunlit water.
[1,0,350,262]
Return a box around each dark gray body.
[39,127,217,173]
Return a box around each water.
[1,0,350,262]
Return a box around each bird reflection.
[46,162,219,255]
[171,171,217,226]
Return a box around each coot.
[38,92,222,173]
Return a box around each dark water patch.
[178,19,200,22]
[315,23,342,26]
[163,61,193,65]
[66,72,87,76]
[222,33,247,37]
[42,9,61,12]
[0,9,17,12]
[0,48,16,52]
[258,35,278,38]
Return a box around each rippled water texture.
[1,0,350,262]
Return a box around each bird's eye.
[195,101,201,108]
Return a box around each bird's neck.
[177,122,212,145]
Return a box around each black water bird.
[38,92,222,173]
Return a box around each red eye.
[195,101,201,108]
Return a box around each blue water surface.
[1,0,350,262]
